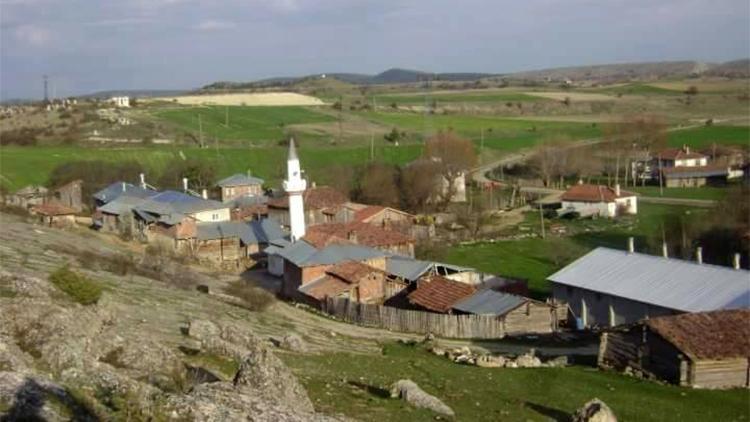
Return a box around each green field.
[362,112,601,150]
[590,83,682,96]
[374,91,544,105]
[282,342,749,422]
[445,204,707,297]
[667,125,749,148]
[630,186,729,201]
[0,145,421,190]
[151,105,335,143]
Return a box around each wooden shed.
[598,309,750,389]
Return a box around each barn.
[598,309,750,388]
[549,246,749,328]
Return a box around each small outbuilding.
[598,309,750,389]
[31,202,77,227]
[560,183,637,218]
[451,289,558,334]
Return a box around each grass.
[590,83,683,96]
[183,352,240,380]
[445,204,707,297]
[361,112,601,150]
[667,125,749,149]
[281,342,749,422]
[630,186,729,201]
[374,91,544,105]
[0,144,422,190]
[151,105,335,143]
[48,265,103,305]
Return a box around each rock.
[278,333,307,352]
[546,355,569,367]
[454,354,471,364]
[515,353,542,368]
[572,398,617,422]
[390,379,455,417]
[233,343,315,414]
[0,371,98,422]
[430,347,445,357]
[476,355,505,368]
[188,319,222,340]
[423,333,435,343]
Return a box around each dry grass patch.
[148,92,325,106]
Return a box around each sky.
[1,0,749,99]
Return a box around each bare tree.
[359,163,400,207]
[400,160,441,213]
[423,130,477,204]
[529,137,569,187]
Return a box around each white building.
[560,183,637,218]
[283,139,307,241]
[110,96,130,108]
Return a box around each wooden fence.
[322,297,555,339]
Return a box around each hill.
[504,60,713,82]
[703,59,750,78]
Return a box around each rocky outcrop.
[0,371,98,422]
[275,333,308,352]
[572,398,618,422]
[390,379,455,417]
[432,346,568,369]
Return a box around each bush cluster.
[48,265,103,305]
[223,280,275,312]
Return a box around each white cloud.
[193,20,236,31]
[14,24,52,46]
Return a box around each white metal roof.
[548,247,750,313]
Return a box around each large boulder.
[277,334,307,352]
[390,379,455,417]
[0,371,98,422]
[572,398,618,422]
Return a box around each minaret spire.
[283,138,307,242]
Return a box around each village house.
[298,260,407,307]
[548,242,750,329]
[598,309,750,389]
[110,96,130,108]
[452,289,558,334]
[632,145,739,187]
[93,181,158,207]
[217,173,265,202]
[226,195,269,221]
[385,255,479,284]
[267,185,349,227]
[406,275,476,313]
[50,179,83,212]
[559,183,637,218]
[190,219,285,266]
[304,221,416,257]
[31,202,77,228]
[6,185,48,209]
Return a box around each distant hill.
[196,59,750,92]
[703,59,750,78]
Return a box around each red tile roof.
[326,260,384,283]
[561,184,635,203]
[267,186,347,211]
[304,222,413,249]
[354,205,385,222]
[32,202,77,216]
[656,147,707,161]
[646,309,750,361]
[407,275,476,313]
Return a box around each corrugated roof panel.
[452,290,526,315]
[217,173,265,187]
[548,247,750,313]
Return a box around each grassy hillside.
[375,91,544,105]
[362,112,601,150]
[445,204,707,297]
[151,106,335,144]
[667,125,749,148]
[283,342,749,422]
[0,145,421,190]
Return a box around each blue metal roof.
[137,190,227,215]
[277,241,387,267]
[196,218,285,245]
[548,247,750,313]
[386,256,474,281]
[217,173,265,187]
[93,182,157,204]
[452,290,527,315]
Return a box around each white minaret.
[283,138,307,241]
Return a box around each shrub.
[48,265,103,305]
[223,280,275,312]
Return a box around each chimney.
[577,179,583,185]
[627,237,634,253]
[733,253,741,270]
[684,145,690,155]
[182,177,189,192]
[121,182,127,192]
[201,189,208,200]
[696,247,703,265]
[311,181,317,189]
[247,169,252,177]
[347,230,358,244]
[662,242,668,258]
[614,184,621,196]
[139,173,146,188]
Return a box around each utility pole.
[43,75,49,103]
[539,201,546,239]
[658,153,664,196]
[225,106,229,128]
[370,132,375,161]
[480,128,484,166]
[198,114,204,148]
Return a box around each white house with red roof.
[560,183,637,218]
